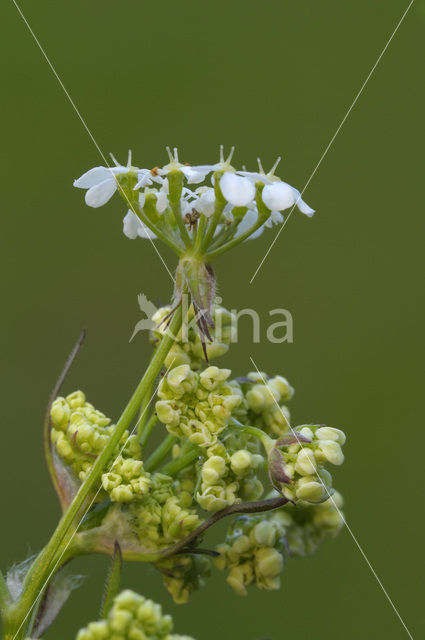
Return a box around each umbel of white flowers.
[73,147,314,255]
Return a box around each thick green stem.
[144,433,176,472]
[0,568,11,616]
[7,307,184,637]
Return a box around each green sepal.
[100,541,122,619]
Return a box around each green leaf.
[100,542,122,619]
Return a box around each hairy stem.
[0,569,11,615]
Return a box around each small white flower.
[74,151,149,209]
[219,172,255,207]
[73,165,128,208]
[262,182,314,216]
[159,147,212,184]
[188,145,236,179]
[122,211,157,240]
[193,187,216,217]
[239,158,315,216]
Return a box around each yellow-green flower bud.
[294,447,317,476]
[314,440,344,466]
[295,476,327,503]
[201,456,226,484]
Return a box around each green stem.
[201,177,226,251]
[161,447,200,476]
[0,568,11,615]
[169,195,191,249]
[139,413,158,448]
[134,206,183,255]
[144,433,176,472]
[206,215,268,260]
[193,213,207,253]
[229,419,274,453]
[8,307,184,636]
[136,386,153,441]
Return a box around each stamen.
[269,156,281,175]
[226,146,235,164]
[257,157,265,174]
[109,152,120,167]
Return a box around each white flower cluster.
[73,147,314,247]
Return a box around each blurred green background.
[1,1,424,638]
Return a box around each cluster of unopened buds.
[49,295,347,611]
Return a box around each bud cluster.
[155,365,243,447]
[270,426,346,504]
[215,514,286,596]
[135,473,200,545]
[157,555,211,605]
[50,356,346,603]
[240,372,294,437]
[215,491,345,596]
[50,391,141,483]
[194,432,265,512]
[76,589,195,640]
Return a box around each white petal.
[264,210,284,228]
[85,178,117,208]
[181,166,210,184]
[156,189,169,214]
[138,224,157,239]
[195,187,216,217]
[262,182,296,212]
[123,210,157,240]
[247,225,265,240]
[292,188,315,216]
[235,208,258,237]
[237,170,273,185]
[219,173,255,207]
[73,166,112,189]
[123,211,141,239]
